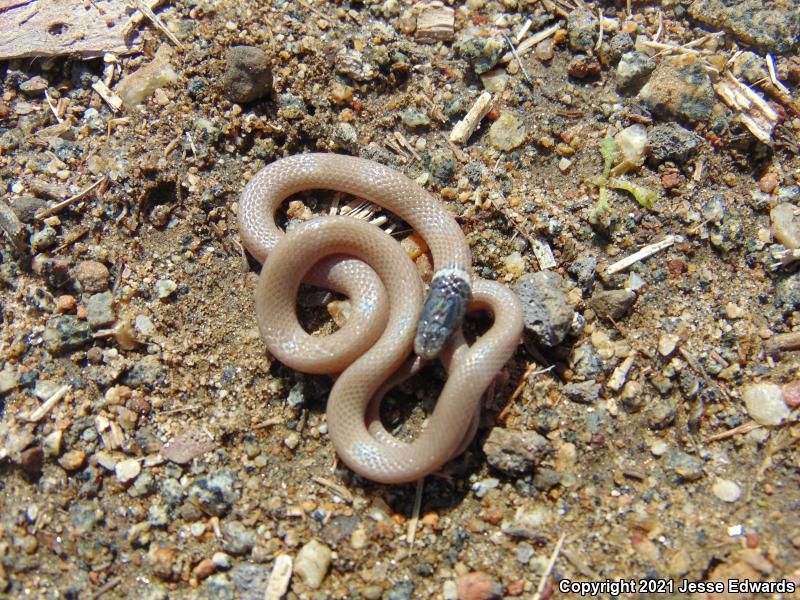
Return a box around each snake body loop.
[239,153,523,483]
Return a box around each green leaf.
[608,178,657,209]
[600,136,617,179]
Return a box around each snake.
[239,153,523,484]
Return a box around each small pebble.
[115,458,141,483]
[155,279,177,299]
[742,383,790,426]
[222,46,273,103]
[455,571,502,600]
[58,450,87,471]
[294,539,332,589]
[759,172,778,193]
[711,478,742,503]
[73,260,110,293]
[782,380,800,408]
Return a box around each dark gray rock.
[599,31,634,66]
[648,399,677,430]
[665,450,703,481]
[42,315,92,354]
[228,564,271,600]
[222,46,273,103]
[567,8,598,52]
[385,580,415,600]
[589,289,636,320]
[616,51,656,92]
[85,291,115,329]
[689,0,800,54]
[638,56,717,124]
[568,255,597,291]
[455,35,505,74]
[515,271,574,347]
[426,149,456,184]
[277,93,306,120]
[563,380,601,404]
[776,272,800,314]
[188,468,238,517]
[123,355,168,388]
[482,427,549,477]
[70,501,103,534]
[223,521,255,556]
[159,478,184,506]
[648,123,702,166]
[570,342,603,381]
[10,196,47,223]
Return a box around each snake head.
[414,269,471,360]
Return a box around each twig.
[90,576,121,600]
[605,235,678,275]
[450,92,493,145]
[25,384,70,423]
[532,534,566,600]
[595,8,604,52]
[35,176,108,220]
[764,331,800,355]
[515,18,532,43]
[130,0,184,48]
[706,421,762,442]
[502,35,534,87]
[766,54,791,97]
[407,478,424,545]
[91,81,122,113]
[500,23,561,64]
[160,404,200,415]
[44,89,62,124]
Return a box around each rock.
[488,113,526,151]
[647,123,702,166]
[17,447,43,475]
[335,48,377,81]
[128,471,156,498]
[782,380,800,408]
[742,383,790,425]
[567,8,598,52]
[648,399,676,430]
[160,478,184,506]
[658,333,680,356]
[123,355,168,387]
[616,51,656,92]
[589,289,636,320]
[155,279,177,299]
[568,54,602,79]
[117,45,179,108]
[277,93,305,120]
[688,0,800,54]
[73,260,110,293]
[42,315,92,354]
[212,552,232,570]
[223,520,255,556]
[0,364,20,394]
[10,196,47,223]
[192,558,216,581]
[455,35,505,74]
[570,342,603,381]
[666,450,703,482]
[562,380,601,404]
[70,501,104,533]
[385,580,415,600]
[426,148,456,184]
[43,430,62,456]
[598,31,634,66]
[58,449,87,471]
[614,124,648,172]
[455,571,502,600]
[162,433,216,465]
[731,51,770,84]
[294,539,332,589]
[569,255,597,291]
[320,514,361,548]
[148,544,177,580]
[115,458,141,483]
[482,427,549,476]
[515,271,574,347]
[712,478,742,502]
[205,574,234,599]
[400,108,431,129]
[188,468,238,516]
[30,226,57,252]
[471,477,500,499]
[330,122,358,153]
[228,564,271,600]
[771,203,800,249]
[85,291,115,329]
[638,55,717,124]
[222,46,273,103]
[20,75,48,95]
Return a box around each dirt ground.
[1,0,800,598]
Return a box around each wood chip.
[605,235,678,275]
[24,384,70,422]
[91,81,123,113]
[606,353,636,392]
[764,331,800,355]
[450,92,493,145]
[531,238,557,270]
[0,0,148,59]
[714,71,779,144]
[415,1,454,43]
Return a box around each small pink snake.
[239,153,523,483]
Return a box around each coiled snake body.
[239,153,523,483]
